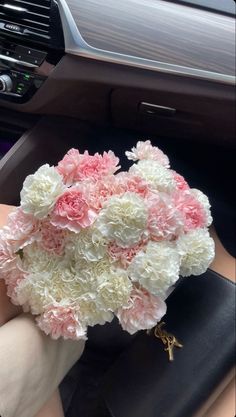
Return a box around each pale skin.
[0,204,235,417]
[0,205,66,417]
[0,205,86,417]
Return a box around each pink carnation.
[57,148,82,185]
[108,240,147,268]
[4,269,26,305]
[75,151,120,182]
[36,306,87,340]
[0,233,18,273]
[147,193,184,241]
[2,208,40,251]
[126,140,170,167]
[174,190,207,231]
[50,188,97,232]
[57,149,120,184]
[89,173,149,209]
[38,221,67,255]
[88,176,124,210]
[172,171,190,191]
[117,287,167,334]
[116,172,149,197]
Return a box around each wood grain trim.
[65,0,235,77]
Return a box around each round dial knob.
[0,74,13,93]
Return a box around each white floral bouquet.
[0,141,215,340]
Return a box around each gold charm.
[149,322,183,361]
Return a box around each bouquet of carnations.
[0,141,215,340]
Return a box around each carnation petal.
[117,287,167,334]
[20,164,65,219]
[177,228,215,277]
[130,160,175,193]
[128,241,180,298]
[95,192,148,248]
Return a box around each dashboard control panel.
[0,68,44,100]
[0,0,64,104]
[0,39,47,67]
[0,37,49,103]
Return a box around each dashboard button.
[0,74,13,92]
[22,54,45,66]
[4,23,22,33]
[0,78,4,92]
[1,49,14,58]
[22,73,33,81]
[10,71,19,80]
[34,78,43,88]
[15,46,46,63]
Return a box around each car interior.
[0,1,235,416]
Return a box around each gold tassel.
[148,322,183,361]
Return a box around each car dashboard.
[0,0,235,144]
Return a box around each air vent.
[0,0,51,44]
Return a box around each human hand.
[0,313,85,417]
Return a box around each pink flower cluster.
[0,141,213,341]
[108,240,147,268]
[36,306,87,340]
[57,148,120,185]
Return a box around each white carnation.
[66,228,107,263]
[22,242,61,274]
[130,160,175,192]
[53,268,87,301]
[96,269,132,312]
[177,229,215,277]
[191,189,213,226]
[17,271,57,314]
[95,192,148,248]
[78,293,113,326]
[128,241,180,298]
[16,267,88,314]
[74,256,113,285]
[20,164,65,219]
